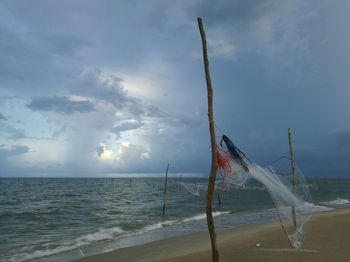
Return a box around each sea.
[1,176,350,262]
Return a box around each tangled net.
[181,134,312,249]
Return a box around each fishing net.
[181,134,313,249]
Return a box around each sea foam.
[321,198,350,206]
[9,226,125,262]
[139,211,231,233]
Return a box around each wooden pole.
[162,163,170,216]
[288,128,297,229]
[180,174,183,191]
[198,17,219,262]
[217,192,221,207]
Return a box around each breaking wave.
[320,198,350,206]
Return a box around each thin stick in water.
[217,191,221,207]
[162,163,170,216]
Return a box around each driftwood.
[197,17,219,262]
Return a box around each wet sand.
[75,208,350,262]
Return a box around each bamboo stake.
[288,128,297,229]
[217,192,221,207]
[198,17,219,262]
[180,174,183,191]
[162,163,170,216]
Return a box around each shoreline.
[74,207,350,262]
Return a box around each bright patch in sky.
[1,0,350,177]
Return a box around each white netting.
[181,135,313,249]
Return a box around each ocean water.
[1,177,350,262]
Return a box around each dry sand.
[75,208,350,262]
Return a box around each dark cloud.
[0,113,7,120]
[3,125,26,140]
[187,0,278,27]
[332,130,350,149]
[110,120,144,134]
[76,70,130,108]
[27,96,96,114]
[297,149,350,178]
[292,130,350,177]
[95,144,105,157]
[0,3,88,96]
[0,145,30,158]
[1,0,350,177]
[44,33,91,57]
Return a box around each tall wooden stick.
[288,128,297,229]
[162,163,170,216]
[180,174,183,191]
[198,17,219,262]
[217,191,221,207]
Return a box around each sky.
[1,0,350,177]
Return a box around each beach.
[75,207,350,262]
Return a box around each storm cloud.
[0,0,349,177]
[0,113,7,120]
[27,96,96,114]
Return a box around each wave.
[182,211,231,223]
[8,227,125,262]
[299,202,333,213]
[8,211,232,261]
[74,227,125,243]
[265,202,333,216]
[139,211,231,233]
[320,198,350,206]
[8,202,334,261]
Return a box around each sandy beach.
[75,207,350,262]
